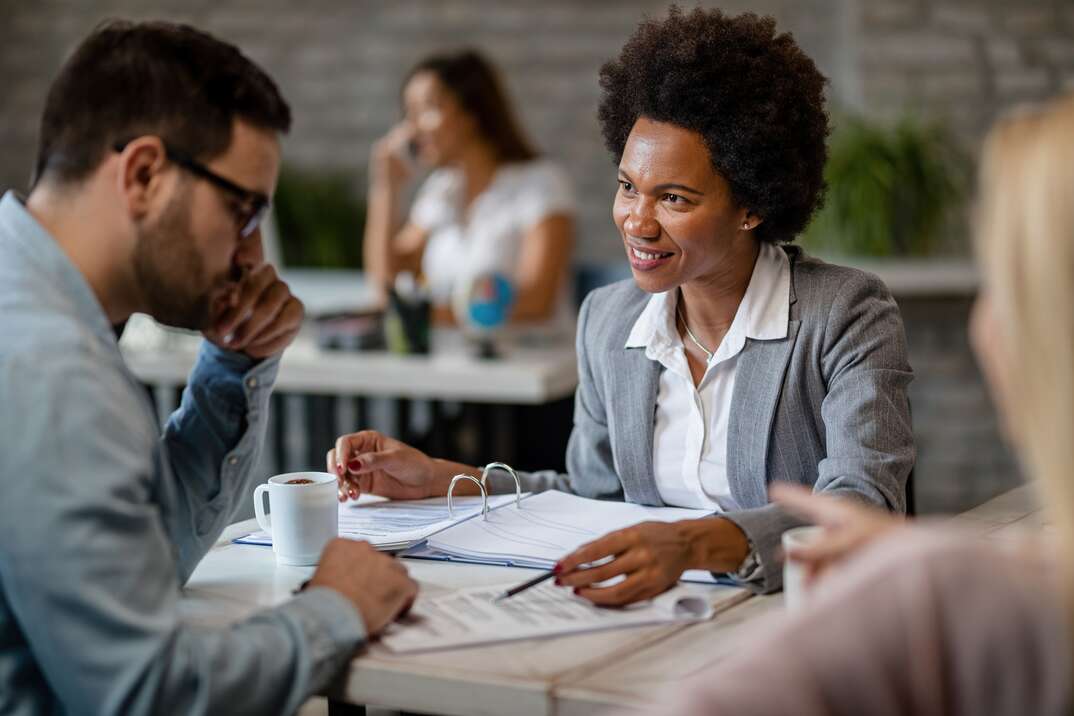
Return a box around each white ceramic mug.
[782,525,824,611]
[253,472,338,566]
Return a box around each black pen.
[492,569,557,602]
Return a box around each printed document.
[381,580,733,653]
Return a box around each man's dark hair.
[406,49,538,164]
[598,6,830,243]
[32,20,291,188]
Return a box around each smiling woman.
[330,5,914,604]
[612,117,765,373]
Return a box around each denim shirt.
[0,191,365,715]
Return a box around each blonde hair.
[976,94,1074,630]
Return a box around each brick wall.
[6,1,1071,260]
[899,296,1022,513]
[2,0,849,263]
[860,0,1074,140]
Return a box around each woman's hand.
[370,122,414,193]
[554,519,747,607]
[772,483,905,584]
[327,430,441,502]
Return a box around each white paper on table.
[235,493,521,551]
[380,580,716,654]
[425,490,722,583]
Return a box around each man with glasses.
[113,140,273,240]
[0,20,417,715]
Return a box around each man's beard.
[132,187,231,331]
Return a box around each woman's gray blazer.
[502,246,914,594]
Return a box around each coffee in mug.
[253,472,337,566]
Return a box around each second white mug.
[253,472,338,566]
[782,525,823,611]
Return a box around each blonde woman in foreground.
[640,96,1074,715]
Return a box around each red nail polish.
[553,563,563,574]
[347,458,362,472]
[555,577,562,586]
[573,588,581,595]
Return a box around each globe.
[455,272,515,332]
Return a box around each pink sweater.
[641,528,1070,716]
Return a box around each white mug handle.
[253,484,272,536]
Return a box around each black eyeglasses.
[113,140,270,238]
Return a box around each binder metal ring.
[446,462,522,520]
[481,462,523,509]
[447,474,488,519]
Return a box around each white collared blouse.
[625,241,791,510]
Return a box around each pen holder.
[385,287,431,355]
[447,462,523,520]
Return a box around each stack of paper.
[424,490,723,583]
[381,579,736,654]
[235,493,518,551]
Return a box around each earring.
[742,221,750,230]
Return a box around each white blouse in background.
[625,241,791,510]
[409,158,575,328]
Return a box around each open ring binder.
[447,462,523,520]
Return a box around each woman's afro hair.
[598,6,831,242]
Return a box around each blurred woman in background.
[363,49,574,329]
[640,94,1074,716]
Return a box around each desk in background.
[119,270,579,475]
[121,322,578,404]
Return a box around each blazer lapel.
[614,350,665,506]
[727,320,801,508]
[727,246,805,509]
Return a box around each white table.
[119,269,578,405]
[182,523,748,716]
[121,320,580,482]
[123,331,578,406]
[120,322,578,406]
[119,269,580,473]
[556,484,1046,714]
[182,486,1042,716]
[121,319,579,473]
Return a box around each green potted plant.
[803,115,968,257]
[272,165,366,268]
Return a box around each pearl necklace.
[676,305,714,362]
